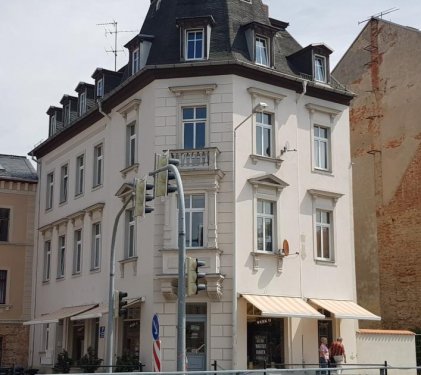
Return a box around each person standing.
[319,337,330,375]
[330,337,346,374]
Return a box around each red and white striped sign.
[153,339,161,372]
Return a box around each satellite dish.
[282,239,290,256]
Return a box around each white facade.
[27,1,377,372]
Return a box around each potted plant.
[115,353,140,372]
[78,347,103,373]
[53,350,73,374]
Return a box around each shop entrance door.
[186,315,206,371]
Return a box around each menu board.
[254,335,267,361]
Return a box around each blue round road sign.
[152,313,160,340]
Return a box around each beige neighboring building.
[0,154,37,366]
[333,18,421,333]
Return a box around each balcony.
[170,147,220,171]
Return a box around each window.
[93,144,104,187]
[256,112,272,157]
[46,172,54,210]
[60,164,68,203]
[315,209,333,261]
[132,48,140,74]
[185,29,204,60]
[126,123,136,167]
[79,92,87,116]
[183,107,206,149]
[185,194,205,248]
[49,114,57,136]
[125,208,136,259]
[43,241,51,282]
[64,104,71,125]
[314,55,327,83]
[57,235,66,278]
[314,125,330,171]
[255,36,269,66]
[91,222,101,270]
[257,199,275,252]
[97,78,104,98]
[73,230,82,274]
[0,208,10,242]
[0,270,7,304]
[43,324,50,352]
[75,155,85,196]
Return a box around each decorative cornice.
[117,99,141,119]
[308,189,344,203]
[169,84,217,96]
[305,103,342,118]
[247,87,286,103]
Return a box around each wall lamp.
[234,102,268,132]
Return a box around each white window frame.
[97,78,104,97]
[75,154,85,196]
[79,91,87,116]
[93,143,104,187]
[185,29,205,61]
[57,235,66,279]
[313,125,331,171]
[125,208,136,259]
[64,104,71,125]
[43,323,50,352]
[255,111,273,157]
[46,172,54,210]
[315,208,334,261]
[43,240,51,282]
[49,114,57,136]
[132,48,140,74]
[314,54,327,83]
[255,36,269,66]
[182,106,207,149]
[60,164,68,204]
[256,198,276,252]
[184,193,206,248]
[91,222,101,271]
[73,229,82,274]
[126,122,137,167]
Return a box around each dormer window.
[63,104,71,125]
[314,55,327,83]
[49,115,57,136]
[132,48,140,74]
[186,29,204,60]
[79,92,86,116]
[96,78,104,98]
[176,16,215,62]
[255,36,269,66]
[243,21,279,68]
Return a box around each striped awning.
[23,304,97,325]
[242,294,325,319]
[309,299,381,321]
[70,304,108,321]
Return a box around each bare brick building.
[333,18,421,332]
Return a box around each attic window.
[132,48,140,74]
[255,36,269,66]
[49,114,57,136]
[97,78,104,98]
[176,16,215,62]
[314,55,327,83]
[63,104,71,125]
[79,92,87,116]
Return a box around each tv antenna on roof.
[358,7,399,25]
[97,20,139,71]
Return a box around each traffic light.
[135,178,154,217]
[186,257,206,296]
[155,154,180,197]
[117,291,128,318]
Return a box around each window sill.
[56,276,65,281]
[72,272,81,277]
[42,279,50,284]
[74,192,84,200]
[90,268,101,274]
[0,304,12,310]
[119,257,138,278]
[250,154,283,168]
[312,168,334,176]
[315,259,336,266]
[92,184,103,192]
[120,163,139,178]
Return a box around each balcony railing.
[170,147,220,170]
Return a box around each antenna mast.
[97,20,139,71]
[358,7,399,25]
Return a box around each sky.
[1,0,420,158]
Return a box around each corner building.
[28,0,378,371]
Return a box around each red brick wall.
[0,323,29,367]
